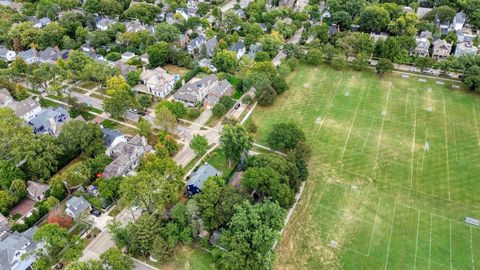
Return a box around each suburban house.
[204,80,233,109]
[455,30,478,56]
[26,181,50,202]
[65,196,92,218]
[38,47,61,64]
[0,90,42,121]
[451,12,466,31]
[29,16,51,28]
[111,60,137,76]
[416,7,432,19]
[165,13,178,24]
[136,67,176,97]
[102,128,128,156]
[174,74,218,106]
[28,107,70,136]
[96,18,115,31]
[18,48,39,64]
[205,37,218,57]
[0,47,16,62]
[413,36,430,57]
[0,0,22,12]
[187,34,207,54]
[198,58,217,72]
[248,43,261,59]
[228,40,246,59]
[432,39,452,59]
[121,51,135,61]
[102,135,153,178]
[186,163,220,196]
[0,226,39,270]
[125,21,148,33]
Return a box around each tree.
[267,122,306,150]
[34,223,83,263]
[120,171,181,213]
[154,23,180,42]
[254,51,270,62]
[213,50,238,73]
[66,96,87,118]
[97,177,121,202]
[332,11,352,30]
[155,106,177,130]
[48,208,73,228]
[67,260,104,270]
[190,135,209,156]
[331,53,348,70]
[352,52,369,70]
[147,41,170,68]
[156,100,187,119]
[58,120,105,159]
[376,58,394,76]
[65,50,93,78]
[220,124,253,166]
[10,179,26,200]
[256,85,277,106]
[271,76,288,94]
[123,3,161,24]
[100,247,134,270]
[359,5,390,33]
[0,190,17,215]
[25,134,64,180]
[104,88,136,119]
[212,103,227,117]
[0,160,25,190]
[464,65,480,91]
[0,108,35,164]
[305,48,324,66]
[127,70,141,86]
[192,176,224,230]
[212,200,286,270]
[137,116,152,137]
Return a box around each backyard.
[251,65,480,269]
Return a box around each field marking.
[414,210,421,270]
[450,220,452,270]
[410,89,417,187]
[470,226,475,270]
[374,82,392,177]
[367,200,381,255]
[339,82,369,167]
[397,203,479,227]
[317,205,375,225]
[404,92,409,119]
[421,129,429,171]
[361,119,376,153]
[442,93,452,200]
[448,97,458,161]
[312,78,344,142]
[472,103,480,147]
[428,213,433,269]
[384,201,397,270]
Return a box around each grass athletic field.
[252,65,480,269]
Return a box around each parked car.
[90,209,101,217]
[234,103,241,109]
[422,68,434,75]
[408,67,417,72]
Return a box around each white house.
[26,181,50,202]
[451,12,466,32]
[102,128,128,156]
[137,67,176,97]
[0,227,39,270]
[228,40,246,60]
[121,51,135,61]
[65,196,92,218]
[96,18,115,31]
[0,47,16,62]
[0,90,42,121]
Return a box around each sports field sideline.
[252,65,480,269]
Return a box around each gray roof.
[187,163,220,190]
[97,18,115,28]
[28,107,69,135]
[228,41,245,53]
[7,97,41,119]
[26,181,49,200]
[174,74,218,103]
[205,37,217,56]
[0,214,10,240]
[18,48,38,60]
[188,34,207,50]
[66,196,91,217]
[39,47,60,62]
[102,128,123,147]
[0,226,38,269]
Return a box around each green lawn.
[136,246,213,270]
[252,65,480,269]
[206,148,236,177]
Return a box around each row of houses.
[0,46,69,64]
[413,29,478,59]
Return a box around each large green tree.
[220,124,253,166]
[267,122,306,151]
[0,108,35,164]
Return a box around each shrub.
[219,96,235,110]
[241,95,253,104]
[106,52,121,61]
[212,103,227,117]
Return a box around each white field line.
[414,210,421,270]
[384,201,397,270]
[311,79,342,142]
[361,119,376,153]
[470,226,475,270]
[398,203,477,227]
[410,89,417,187]
[429,214,433,270]
[339,83,369,167]
[450,220,453,270]
[317,205,375,225]
[472,103,480,147]
[367,200,381,255]
[442,94,452,200]
[421,129,429,171]
[449,99,458,161]
[374,82,392,175]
